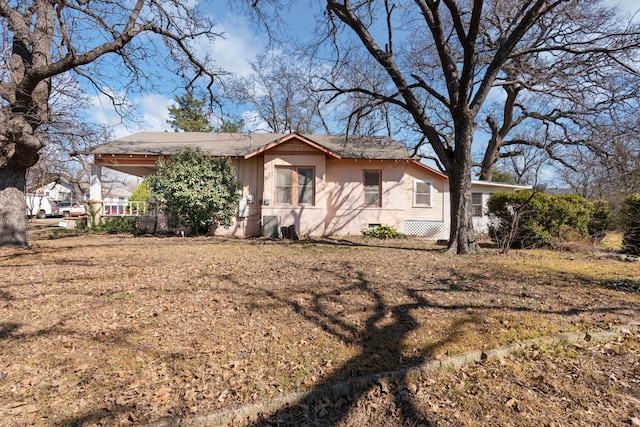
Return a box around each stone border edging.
[146,322,639,427]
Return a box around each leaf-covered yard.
[1,233,639,426]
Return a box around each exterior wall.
[32,182,76,201]
[215,156,264,237]
[470,182,530,233]
[472,191,492,234]
[324,159,406,235]
[258,154,452,238]
[260,142,328,236]
[401,163,449,239]
[402,163,447,221]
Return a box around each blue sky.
[85,0,639,139]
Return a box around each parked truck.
[26,195,53,219]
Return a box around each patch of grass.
[361,225,407,239]
[600,231,623,252]
[486,248,639,286]
[107,292,135,300]
[92,216,139,234]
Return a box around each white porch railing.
[102,201,148,217]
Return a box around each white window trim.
[413,180,432,207]
[471,192,484,217]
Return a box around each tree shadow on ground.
[296,237,446,253]
[238,261,639,426]
[242,272,473,426]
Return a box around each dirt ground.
[1,233,639,426]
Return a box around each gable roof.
[90,132,412,160]
[408,160,448,179]
[244,133,342,159]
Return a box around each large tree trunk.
[0,166,29,247]
[446,121,477,254]
[0,107,46,247]
[0,28,52,247]
[447,166,477,255]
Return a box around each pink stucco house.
[89,132,528,238]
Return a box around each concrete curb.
[146,322,639,427]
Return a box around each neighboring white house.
[29,180,140,216]
[470,180,531,233]
[30,181,80,202]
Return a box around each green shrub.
[621,194,640,255]
[487,191,594,249]
[129,180,151,215]
[549,194,594,240]
[487,191,547,249]
[361,225,407,239]
[147,149,241,235]
[588,199,611,240]
[93,217,139,235]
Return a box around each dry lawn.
[1,231,639,426]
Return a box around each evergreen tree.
[214,118,245,133]
[167,91,215,132]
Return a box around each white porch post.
[90,164,103,225]
[90,164,102,200]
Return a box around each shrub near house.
[487,191,597,249]
[147,149,241,235]
[622,194,640,255]
[128,180,151,215]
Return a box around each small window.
[363,170,381,207]
[276,166,315,206]
[297,167,314,205]
[276,168,293,204]
[472,192,483,217]
[414,181,431,207]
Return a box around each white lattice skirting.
[403,220,448,240]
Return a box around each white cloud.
[86,91,173,138]
[82,4,271,138]
[138,94,173,132]
[201,15,265,77]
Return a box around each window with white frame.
[363,170,381,207]
[414,180,432,207]
[276,166,315,206]
[471,192,483,217]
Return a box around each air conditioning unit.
[262,216,280,238]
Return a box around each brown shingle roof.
[90,132,412,160]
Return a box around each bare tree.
[247,0,640,254]
[484,127,555,185]
[477,3,640,181]
[559,112,640,212]
[1,0,223,246]
[227,52,332,133]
